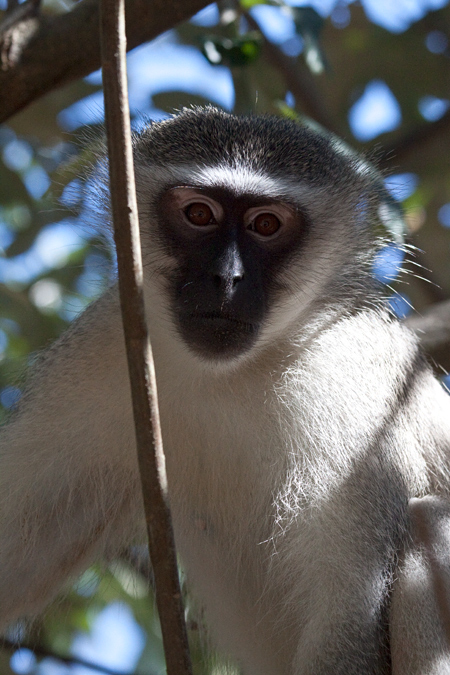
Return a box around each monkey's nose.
[213,270,244,289]
[211,244,245,297]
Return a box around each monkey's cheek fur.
[177,314,259,359]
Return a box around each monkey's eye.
[185,203,214,227]
[250,213,281,237]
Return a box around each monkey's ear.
[372,186,406,245]
[390,496,450,675]
[286,109,407,244]
[325,129,407,245]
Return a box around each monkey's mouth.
[191,312,256,334]
[177,311,259,359]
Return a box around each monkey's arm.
[0,288,142,629]
[390,496,450,674]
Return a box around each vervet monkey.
[1,107,450,675]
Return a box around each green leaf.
[201,33,262,67]
[275,100,300,121]
[239,0,270,8]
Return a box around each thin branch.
[0,637,140,675]
[376,109,450,170]
[100,1,192,674]
[404,299,450,372]
[405,299,450,352]
[244,10,338,133]
[0,0,209,124]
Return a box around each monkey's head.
[133,107,390,363]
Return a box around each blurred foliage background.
[0,0,450,672]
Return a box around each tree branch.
[0,637,141,675]
[405,299,450,351]
[100,0,192,673]
[244,10,338,134]
[0,0,209,124]
[377,109,450,170]
[405,299,450,372]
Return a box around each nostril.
[213,274,244,289]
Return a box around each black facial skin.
[155,186,307,360]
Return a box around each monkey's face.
[134,109,376,363]
[153,185,306,360]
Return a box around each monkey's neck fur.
[145,284,447,674]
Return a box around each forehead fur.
[134,107,359,189]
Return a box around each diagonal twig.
[376,109,450,170]
[0,637,145,675]
[243,10,338,133]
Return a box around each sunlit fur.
[1,108,450,674]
